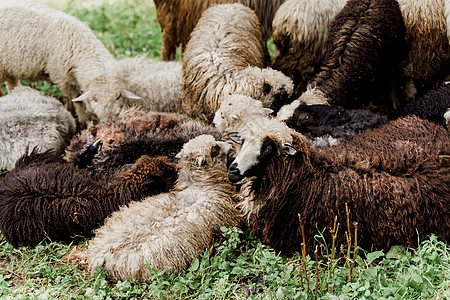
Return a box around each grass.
[1,0,450,299]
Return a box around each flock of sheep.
[0,0,449,283]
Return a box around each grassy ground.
[1,1,450,299]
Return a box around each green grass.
[1,1,450,299]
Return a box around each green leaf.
[366,251,385,264]
[189,258,200,272]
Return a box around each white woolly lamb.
[0,86,76,169]
[118,56,183,113]
[77,135,240,281]
[182,3,294,123]
[0,1,140,126]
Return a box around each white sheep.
[0,86,76,169]
[71,135,240,281]
[271,0,347,77]
[0,1,140,126]
[118,55,183,114]
[213,94,274,135]
[182,3,294,123]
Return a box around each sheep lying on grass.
[0,1,140,126]
[65,109,220,179]
[0,149,178,248]
[72,135,241,281]
[118,56,183,114]
[154,0,285,61]
[0,86,76,170]
[182,3,293,123]
[227,116,450,254]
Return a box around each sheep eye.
[211,145,221,158]
[262,144,273,155]
[227,132,243,145]
[263,83,272,95]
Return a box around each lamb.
[182,3,294,123]
[226,115,450,254]
[276,0,407,123]
[397,0,450,99]
[154,0,285,61]
[72,135,241,281]
[0,86,76,170]
[271,0,347,81]
[65,108,220,179]
[0,149,178,248]
[401,82,450,127]
[0,1,140,126]
[118,55,183,113]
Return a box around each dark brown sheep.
[0,149,178,248]
[277,0,407,124]
[401,82,450,127]
[65,108,220,179]
[228,116,450,254]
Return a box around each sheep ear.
[282,143,297,156]
[72,91,92,102]
[227,132,243,145]
[122,90,141,100]
[263,108,274,116]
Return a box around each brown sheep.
[227,116,450,254]
[0,149,178,248]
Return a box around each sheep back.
[310,0,407,108]
[0,86,76,170]
[245,116,450,254]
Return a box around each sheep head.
[73,80,141,123]
[233,67,294,113]
[226,117,308,184]
[213,94,273,135]
[176,135,234,170]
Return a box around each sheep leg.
[6,78,19,92]
[161,31,177,61]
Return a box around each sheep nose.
[227,163,244,183]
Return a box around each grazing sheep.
[276,0,407,123]
[271,0,347,79]
[65,108,220,179]
[0,149,178,248]
[76,135,241,281]
[182,3,294,123]
[402,82,450,127]
[284,103,389,147]
[226,116,450,254]
[154,0,285,61]
[118,56,183,113]
[397,0,450,99]
[0,1,140,126]
[0,86,76,170]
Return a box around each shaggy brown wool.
[65,109,220,179]
[0,150,178,247]
[310,0,407,109]
[244,116,450,254]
